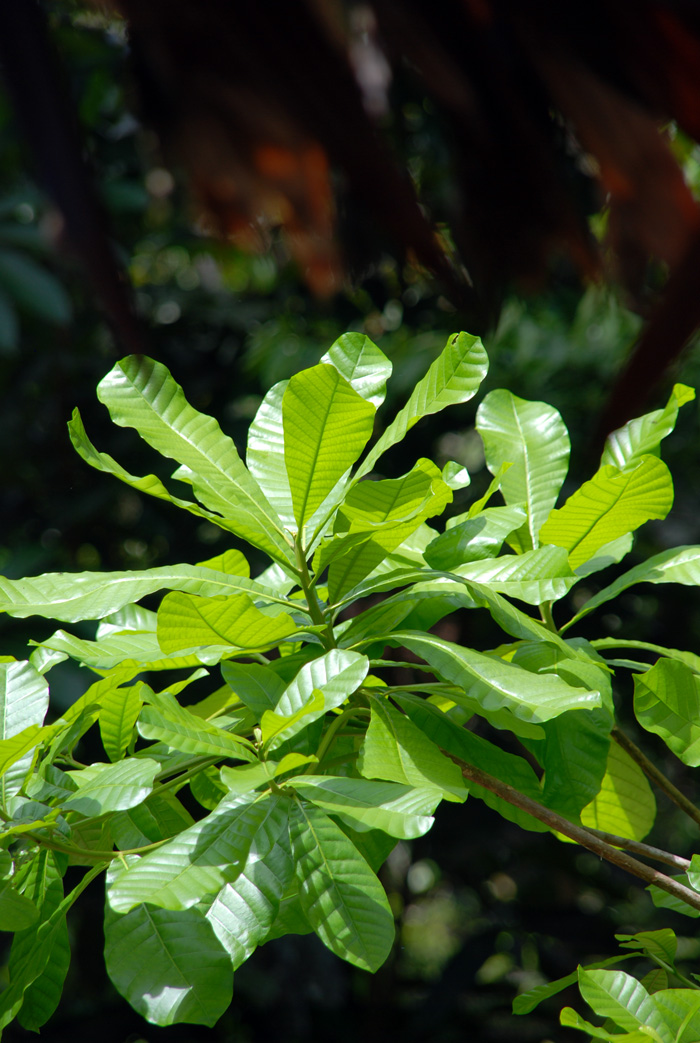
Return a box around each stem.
[307,708,370,773]
[584,829,691,870]
[452,756,700,913]
[294,533,335,650]
[539,600,557,633]
[612,726,700,830]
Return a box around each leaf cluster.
[2,332,700,1033]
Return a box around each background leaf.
[634,658,700,765]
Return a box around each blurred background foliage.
[3,6,700,1043]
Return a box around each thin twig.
[612,726,700,830]
[452,757,700,912]
[584,829,691,870]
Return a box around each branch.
[453,757,700,912]
[584,829,691,871]
[612,726,700,830]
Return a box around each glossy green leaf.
[453,544,578,604]
[601,384,694,470]
[99,682,143,762]
[650,990,700,1041]
[476,390,570,551]
[581,741,656,840]
[246,380,295,531]
[205,798,293,967]
[137,691,256,761]
[565,545,700,630]
[574,533,634,578]
[328,460,452,598]
[357,332,488,478]
[634,658,700,765]
[648,875,700,919]
[320,332,392,408]
[559,1006,654,1042]
[68,409,256,542]
[104,884,232,1027]
[425,505,527,568]
[97,355,293,564]
[275,649,368,718]
[261,689,325,749]
[63,758,160,816]
[157,591,297,654]
[283,363,375,529]
[392,631,600,723]
[577,968,670,1040]
[358,695,466,801]
[107,795,279,913]
[540,456,673,570]
[0,562,286,623]
[291,775,440,838]
[289,799,394,972]
[0,660,49,803]
[111,792,194,851]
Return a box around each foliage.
[2,331,700,1034]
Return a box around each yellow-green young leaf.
[64,758,160,816]
[195,549,250,576]
[356,332,488,479]
[260,689,325,749]
[283,363,375,529]
[540,456,673,570]
[602,383,695,470]
[157,591,297,654]
[634,658,700,765]
[358,695,466,802]
[327,461,452,599]
[320,332,392,408]
[289,799,394,972]
[99,684,143,762]
[617,929,677,965]
[476,391,570,552]
[581,741,656,840]
[138,691,256,762]
[96,355,294,565]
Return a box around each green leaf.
[357,332,488,478]
[453,545,578,605]
[157,591,298,654]
[601,384,695,470]
[559,1006,655,1042]
[616,929,677,965]
[137,691,256,761]
[97,355,293,564]
[10,850,69,1031]
[104,875,232,1027]
[540,456,673,570]
[0,882,39,930]
[261,689,325,749]
[205,798,293,968]
[320,332,392,408]
[476,390,570,552]
[111,792,195,850]
[577,968,669,1039]
[574,533,634,578]
[396,694,548,832]
[63,757,160,816]
[246,379,295,531]
[275,649,369,719]
[68,409,260,545]
[328,459,452,599]
[648,875,700,919]
[99,682,143,762]
[581,741,656,840]
[0,660,49,803]
[358,695,466,801]
[0,562,288,623]
[634,659,700,765]
[289,799,394,972]
[425,505,527,568]
[392,631,601,723]
[650,989,700,1039]
[291,776,440,838]
[107,795,280,913]
[565,546,700,630]
[220,661,286,717]
[283,363,375,529]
